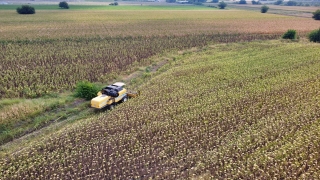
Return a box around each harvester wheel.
[109,104,115,110]
[122,96,128,103]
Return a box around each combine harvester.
[91,82,139,110]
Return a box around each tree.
[312,9,320,20]
[286,1,297,6]
[274,0,283,5]
[211,0,219,3]
[239,0,247,4]
[261,5,269,13]
[16,5,35,14]
[282,29,297,40]
[166,0,176,2]
[59,1,69,9]
[218,1,227,8]
[198,0,207,3]
[308,28,320,42]
[252,1,261,5]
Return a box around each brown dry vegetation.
[1,5,320,179]
[1,10,320,98]
[1,10,320,39]
[1,41,320,179]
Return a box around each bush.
[59,1,69,9]
[312,9,320,20]
[239,0,247,4]
[282,29,297,40]
[286,0,297,6]
[211,0,219,2]
[261,5,269,13]
[74,81,100,100]
[109,2,119,5]
[274,0,283,5]
[308,28,320,42]
[16,5,35,14]
[218,1,227,9]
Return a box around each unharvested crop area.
[1,9,319,39]
[1,5,320,179]
[0,34,278,98]
[1,8,320,98]
[1,41,319,179]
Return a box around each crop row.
[0,33,279,98]
[0,41,319,179]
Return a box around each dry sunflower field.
[0,8,320,98]
[0,4,320,179]
[1,41,320,179]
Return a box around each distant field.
[1,41,319,179]
[5,8,320,98]
[258,4,319,12]
[0,5,319,99]
[1,6,319,40]
[231,4,319,12]
[1,6,320,98]
[228,4,320,17]
[0,4,213,10]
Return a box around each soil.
[122,59,169,82]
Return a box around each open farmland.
[1,7,320,98]
[1,41,320,179]
[1,4,320,179]
[1,8,320,39]
[228,4,320,18]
